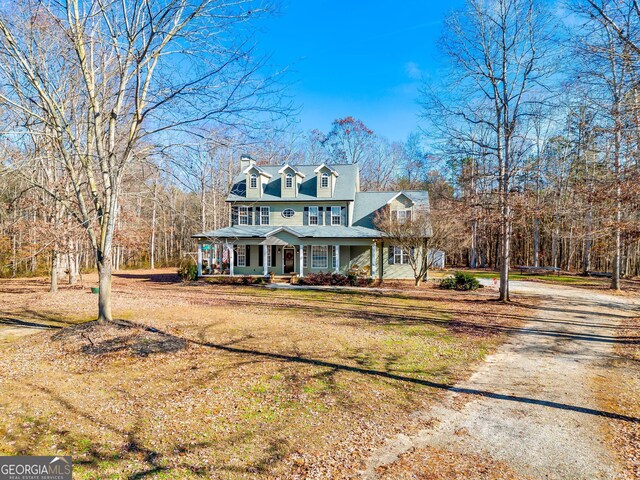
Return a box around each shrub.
[298,272,373,287]
[439,271,481,291]
[177,259,198,282]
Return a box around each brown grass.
[0,269,536,479]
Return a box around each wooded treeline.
[1,0,639,300]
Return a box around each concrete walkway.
[364,280,639,479]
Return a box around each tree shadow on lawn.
[113,272,180,284]
[61,318,638,425]
[184,331,640,424]
[18,379,297,479]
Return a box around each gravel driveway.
[365,280,639,479]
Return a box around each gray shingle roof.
[352,190,430,229]
[227,164,358,202]
[192,225,381,239]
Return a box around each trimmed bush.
[439,271,481,291]
[177,259,198,282]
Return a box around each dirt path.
[364,280,640,480]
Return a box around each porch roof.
[192,225,382,240]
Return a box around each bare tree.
[375,204,465,286]
[0,0,285,320]
[421,0,556,300]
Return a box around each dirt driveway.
[365,280,640,480]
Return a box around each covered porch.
[193,227,380,279]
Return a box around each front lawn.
[0,269,534,479]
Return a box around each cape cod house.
[192,155,442,279]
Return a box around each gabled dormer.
[313,164,339,198]
[278,164,305,198]
[244,164,272,199]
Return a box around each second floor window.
[260,206,270,225]
[321,172,329,188]
[238,206,249,225]
[331,206,341,225]
[309,206,319,225]
[392,209,412,224]
[285,173,293,188]
[250,174,258,189]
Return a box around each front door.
[283,247,295,274]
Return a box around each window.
[237,245,247,267]
[331,206,341,225]
[393,246,410,265]
[266,245,272,268]
[285,173,293,188]
[260,206,270,225]
[238,206,249,225]
[321,172,329,188]
[309,206,319,225]
[332,246,338,269]
[250,173,258,189]
[311,245,328,268]
[393,209,412,224]
[282,208,295,218]
[303,246,307,268]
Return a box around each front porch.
[196,240,380,279]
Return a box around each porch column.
[334,244,340,273]
[229,243,234,276]
[371,242,377,278]
[263,244,269,276]
[299,245,304,277]
[197,243,203,277]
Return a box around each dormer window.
[285,173,293,189]
[321,173,329,188]
[392,209,412,224]
[249,173,258,189]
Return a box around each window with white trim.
[309,206,319,225]
[260,206,270,225]
[393,246,410,265]
[238,206,249,225]
[332,246,338,269]
[311,245,328,268]
[237,245,247,267]
[266,245,272,268]
[250,174,258,189]
[321,172,329,188]
[285,173,293,188]
[331,206,341,225]
[392,209,412,224]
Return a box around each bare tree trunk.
[97,253,112,322]
[150,174,158,270]
[49,247,59,293]
[68,238,78,285]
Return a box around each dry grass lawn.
[0,269,536,479]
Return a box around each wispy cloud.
[405,61,422,80]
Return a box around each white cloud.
[405,61,422,80]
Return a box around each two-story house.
[192,155,440,279]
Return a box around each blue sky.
[256,1,464,143]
